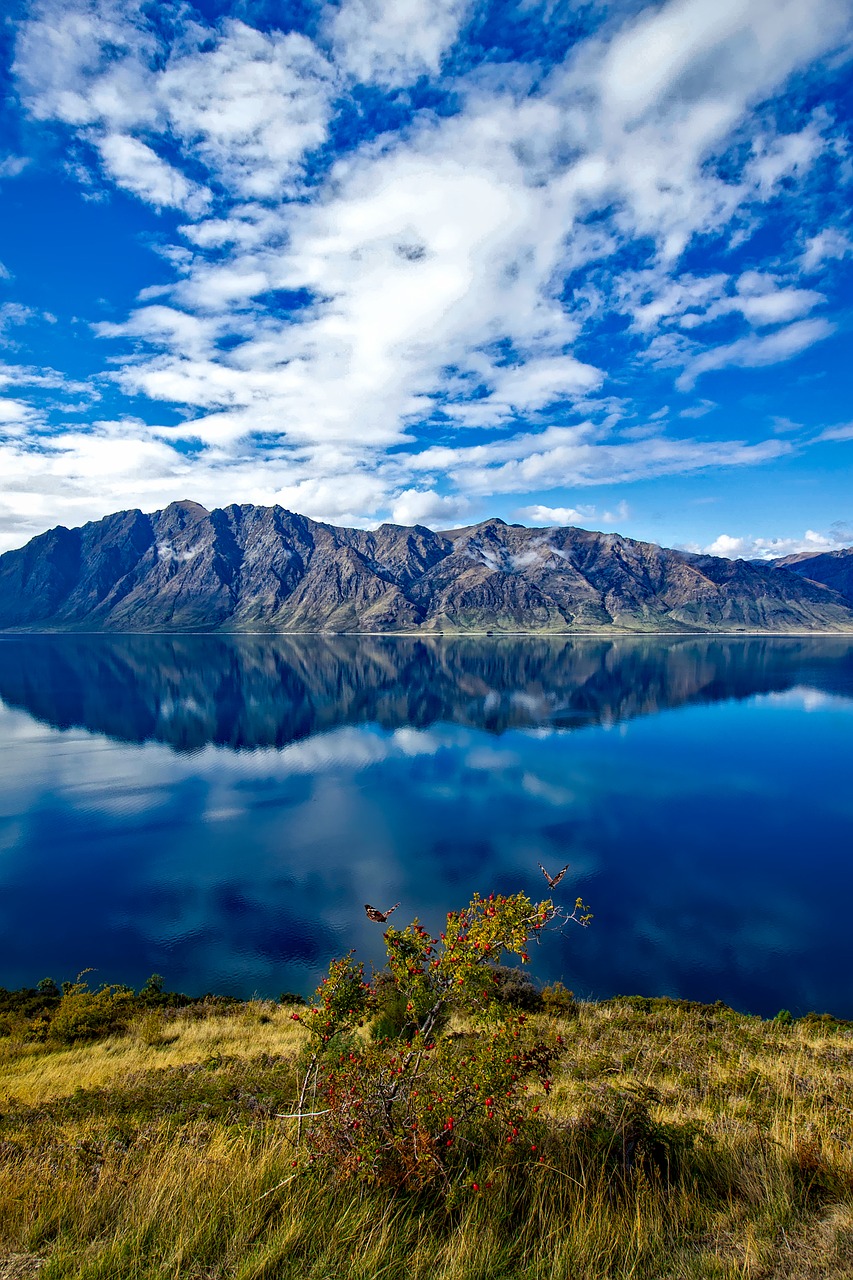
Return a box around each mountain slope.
[772,547,853,605]
[1,501,852,633]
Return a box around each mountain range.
[0,500,852,633]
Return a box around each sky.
[0,0,852,559]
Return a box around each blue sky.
[0,0,852,557]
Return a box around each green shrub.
[541,981,577,1017]
[51,983,135,1043]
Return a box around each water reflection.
[0,633,852,748]
[0,636,851,1016]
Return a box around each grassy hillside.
[1,992,852,1279]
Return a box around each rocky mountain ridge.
[772,546,853,604]
[1,500,852,633]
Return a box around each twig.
[531,1161,587,1190]
[275,1109,331,1119]
[254,1173,300,1203]
[295,1051,317,1147]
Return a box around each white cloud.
[158,22,334,199]
[516,504,592,526]
[97,135,211,213]
[15,5,333,204]
[326,0,473,87]
[595,0,846,134]
[516,500,629,529]
[818,421,853,442]
[0,420,399,551]
[95,306,221,358]
[410,423,789,493]
[620,268,825,334]
[676,317,834,389]
[14,0,157,129]
[702,527,852,560]
[733,287,823,327]
[6,0,853,547]
[389,489,472,527]
[0,397,41,433]
[745,114,834,197]
[0,156,28,179]
[800,227,853,272]
[479,356,604,414]
[0,303,37,337]
[679,399,715,419]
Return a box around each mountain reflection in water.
[0,634,851,1017]
[1,632,852,748]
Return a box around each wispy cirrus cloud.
[818,421,853,442]
[675,317,836,390]
[408,423,790,494]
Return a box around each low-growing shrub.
[51,983,136,1043]
[487,963,544,1011]
[291,888,591,1194]
[541,981,577,1017]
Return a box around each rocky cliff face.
[772,547,853,605]
[1,500,852,632]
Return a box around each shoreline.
[3,981,851,1028]
[3,628,853,637]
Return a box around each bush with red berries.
[289,889,591,1192]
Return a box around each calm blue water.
[0,634,851,1018]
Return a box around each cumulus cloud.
[326,0,473,86]
[620,268,826,337]
[389,489,473,527]
[0,421,399,551]
[516,504,593,527]
[702,527,852,560]
[0,303,39,339]
[158,23,335,199]
[15,5,335,203]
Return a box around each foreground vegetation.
[2,948,853,1276]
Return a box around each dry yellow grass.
[1,998,851,1278]
[0,1001,306,1106]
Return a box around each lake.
[0,634,851,1018]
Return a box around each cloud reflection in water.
[0,634,851,1015]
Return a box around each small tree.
[290,889,591,1192]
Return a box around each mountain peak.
[161,500,210,517]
